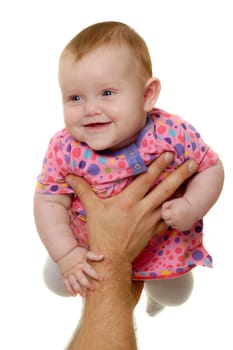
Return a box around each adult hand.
[66,152,198,264]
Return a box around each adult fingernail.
[188,160,198,172]
[66,175,74,187]
[164,152,174,163]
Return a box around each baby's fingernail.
[164,152,174,164]
[188,160,198,172]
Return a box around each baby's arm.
[161,159,224,231]
[34,193,103,296]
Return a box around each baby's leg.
[43,256,70,297]
[144,271,194,316]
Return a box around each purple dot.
[50,185,59,192]
[79,209,86,216]
[181,123,187,130]
[64,154,70,164]
[191,142,197,151]
[165,119,173,126]
[195,132,200,138]
[87,164,100,176]
[66,144,71,152]
[176,267,184,273]
[183,230,190,235]
[174,143,184,156]
[194,225,202,233]
[192,250,204,261]
[150,272,157,278]
[158,250,164,256]
[189,124,196,131]
[165,137,172,144]
[79,160,86,169]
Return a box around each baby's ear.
[143,78,161,112]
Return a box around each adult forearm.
[67,259,137,350]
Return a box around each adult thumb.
[65,175,97,208]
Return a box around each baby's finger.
[74,270,94,291]
[64,275,86,297]
[83,263,103,281]
[63,277,78,297]
[87,251,104,262]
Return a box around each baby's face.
[59,45,148,150]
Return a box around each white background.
[0,0,232,349]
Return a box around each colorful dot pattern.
[36,108,219,280]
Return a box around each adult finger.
[120,152,174,202]
[143,159,198,208]
[65,175,99,211]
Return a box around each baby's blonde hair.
[60,21,153,78]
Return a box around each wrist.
[54,244,79,263]
[87,257,135,308]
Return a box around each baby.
[34,21,224,314]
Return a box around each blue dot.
[168,129,176,137]
[84,149,91,159]
[185,134,191,141]
[98,157,107,164]
[71,160,77,168]
[87,164,100,176]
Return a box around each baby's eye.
[71,95,81,101]
[102,90,113,96]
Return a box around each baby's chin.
[83,140,111,151]
[85,141,121,152]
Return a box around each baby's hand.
[57,247,104,297]
[161,197,197,231]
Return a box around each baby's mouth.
[84,122,112,129]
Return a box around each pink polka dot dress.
[36,108,219,280]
